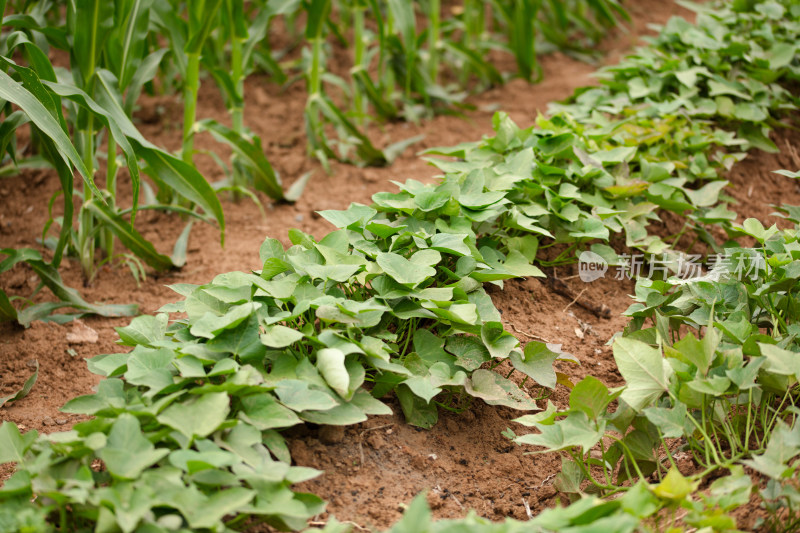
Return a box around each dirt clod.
[318,425,346,445]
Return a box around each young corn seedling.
[303,0,386,169]
[198,0,296,202]
[0,2,224,321]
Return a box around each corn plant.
[0,3,224,323]
[288,0,632,168]
[198,0,309,202]
[303,0,387,169]
[153,0,291,202]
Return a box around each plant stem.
[744,388,754,452]
[103,139,118,261]
[427,0,440,84]
[658,433,678,473]
[79,114,95,282]
[352,2,366,126]
[382,9,396,103]
[229,14,246,199]
[310,37,322,97]
[182,52,201,165]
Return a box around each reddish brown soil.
[1,1,795,531]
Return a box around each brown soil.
[1,1,794,531]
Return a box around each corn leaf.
[0,61,101,200]
[86,200,175,271]
[197,119,283,200]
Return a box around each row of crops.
[0,0,627,324]
[2,0,800,531]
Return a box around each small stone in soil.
[42,416,54,426]
[66,323,99,344]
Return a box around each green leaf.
[72,0,114,80]
[17,257,136,323]
[429,233,471,256]
[198,119,284,200]
[738,218,779,243]
[0,360,37,408]
[592,146,637,164]
[99,414,170,479]
[190,302,260,339]
[44,77,144,223]
[569,376,617,421]
[376,252,436,287]
[316,348,350,398]
[759,343,800,378]
[86,200,174,271]
[116,313,168,346]
[513,401,558,427]
[705,467,753,511]
[0,65,100,201]
[466,369,538,410]
[239,394,301,430]
[653,468,698,501]
[446,336,491,371]
[0,289,18,323]
[310,94,387,166]
[684,180,728,208]
[670,331,713,375]
[733,103,767,122]
[396,384,438,429]
[643,403,689,438]
[184,0,225,53]
[480,321,518,360]
[124,346,176,394]
[391,493,432,533]
[739,123,778,153]
[260,325,304,348]
[136,146,226,244]
[620,481,660,519]
[157,392,230,441]
[124,48,169,114]
[686,375,731,396]
[0,422,37,464]
[773,169,800,179]
[304,0,331,39]
[515,411,603,453]
[509,342,559,389]
[613,337,672,411]
[107,0,154,88]
[275,380,339,412]
[300,402,367,426]
[742,422,800,479]
[285,170,312,203]
[185,488,255,529]
[61,379,127,415]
